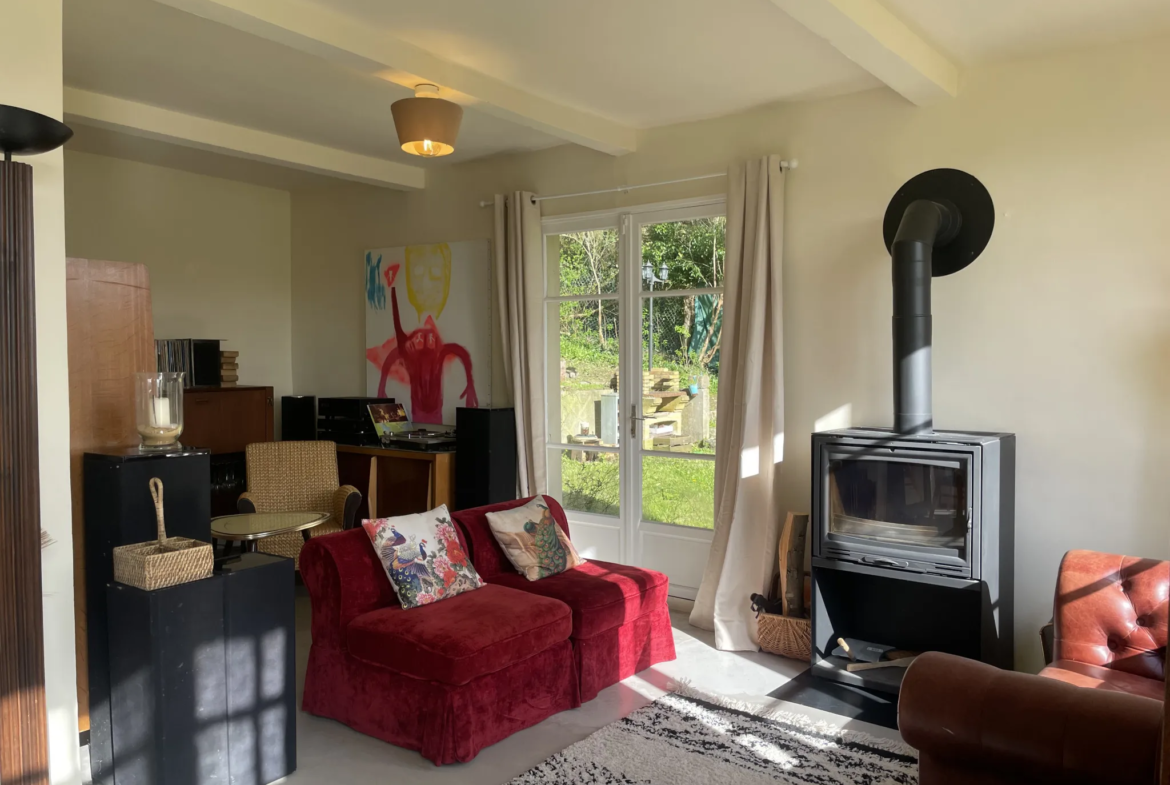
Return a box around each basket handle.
[149,477,167,542]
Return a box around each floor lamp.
[0,104,72,785]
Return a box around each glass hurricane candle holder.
[136,372,185,450]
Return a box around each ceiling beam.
[769,0,959,105]
[149,0,638,155]
[63,88,426,190]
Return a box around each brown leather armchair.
[899,549,1168,785]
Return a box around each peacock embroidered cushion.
[362,505,485,608]
[485,496,583,581]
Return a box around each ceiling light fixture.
[391,83,463,158]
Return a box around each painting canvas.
[365,240,492,425]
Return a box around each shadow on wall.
[1133,326,1170,561]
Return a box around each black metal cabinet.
[84,447,211,785]
[107,578,228,785]
[220,554,297,784]
[106,554,296,785]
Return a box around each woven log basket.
[755,511,811,661]
[757,612,812,661]
[113,477,213,591]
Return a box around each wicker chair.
[237,441,362,566]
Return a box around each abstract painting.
[365,240,492,425]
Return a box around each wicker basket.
[113,477,213,591]
[757,611,812,661]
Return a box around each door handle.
[861,556,910,569]
[629,404,646,438]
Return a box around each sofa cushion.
[489,560,670,639]
[454,496,572,581]
[362,505,485,609]
[486,496,583,581]
[1041,659,1166,701]
[346,583,572,685]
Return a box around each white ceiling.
[883,0,1170,65]
[64,0,564,166]
[61,0,1170,187]
[315,0,881,128]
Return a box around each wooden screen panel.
[66,258,155,733]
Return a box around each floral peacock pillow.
[362,505,484,609]
[485,496,583,581]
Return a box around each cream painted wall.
[292,35,1170,670]
[65,151,294,426]
[1,2,82,783]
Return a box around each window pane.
[548,300,620,447]
[641,295,719,453]
[642,456,714,529]
[548,448,620,516]
[547,229,619,296]
[640,217,725,292]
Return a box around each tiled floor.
[283,593,904,784]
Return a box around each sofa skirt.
[303,638,581,765]
[576,607,677,702]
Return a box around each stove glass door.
[827,455,969,560]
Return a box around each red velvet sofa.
[300,495,676,764]
[453,496,677,702]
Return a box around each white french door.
[542,197,725,599]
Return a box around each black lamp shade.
[0,105,73,158]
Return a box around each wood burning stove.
[809,170,1015,694]
[814,429,1014,580]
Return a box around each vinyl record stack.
[220,350,239,387]
[156,339,221,388]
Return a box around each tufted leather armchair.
[1043,550,1168,700]
[899,549,1168,785]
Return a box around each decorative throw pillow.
[485,496,583,581]
[362,505,484,609]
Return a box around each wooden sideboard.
[336,445,456,520]
[183,386,274,516]
[183,386,274,454]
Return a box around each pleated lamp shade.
[391,85,463,157]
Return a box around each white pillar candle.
[152,396,172,428]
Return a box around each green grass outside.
[560,452,715,529]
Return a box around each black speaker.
[456,407,517,510]
[191,339,222,387]
[281,395,316,441]
[84,447,211,785]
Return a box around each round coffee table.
[211,511,331,555]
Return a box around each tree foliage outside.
[639,217,725,375]
[557,217,725,387]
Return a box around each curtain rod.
[477,159,797,208]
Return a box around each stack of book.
[220,350,239,387]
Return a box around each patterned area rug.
[510,686,918,784]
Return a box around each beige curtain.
[689,156,786,651]
[493,192,546,495]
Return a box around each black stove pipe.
[891,199,960,435]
